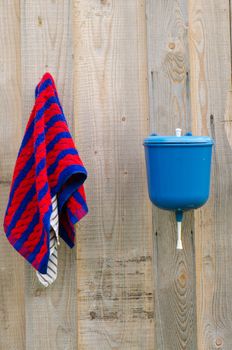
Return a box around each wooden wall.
[0,0,232,349]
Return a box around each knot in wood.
[215,337,223,347]
[169,42,175,50]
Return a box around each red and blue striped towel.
[3,72,88,274]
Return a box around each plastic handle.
[176,222,183,250]
[175,210,183,250]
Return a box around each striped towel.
[3,72,88,286]
[36,195,59,286]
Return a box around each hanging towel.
[3,72,88,286]
[36,195,59,286]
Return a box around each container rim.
[143,135,214,146]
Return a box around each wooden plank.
[72,1,154,349]
[0,1,25,349]
[189,0,232,349]
[146,0,197,348]
[20,1,77,349]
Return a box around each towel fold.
[3,72,88,279]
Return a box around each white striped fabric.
[36,195,59,287]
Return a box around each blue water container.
[143,129,214,249]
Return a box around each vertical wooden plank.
[189,0,232,349]
[21,1,77,349]
[73,1,154,349]
[0,1,25,349]
[146,0,197,349]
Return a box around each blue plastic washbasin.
[144,142,213,210]
[143,131,214,249]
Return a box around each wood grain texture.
[189,0,232,349]
[21,1,77,349]
[73,0,154,349]
[2,1,232,349]
[146,0,197,348]
[0,1,25,349]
